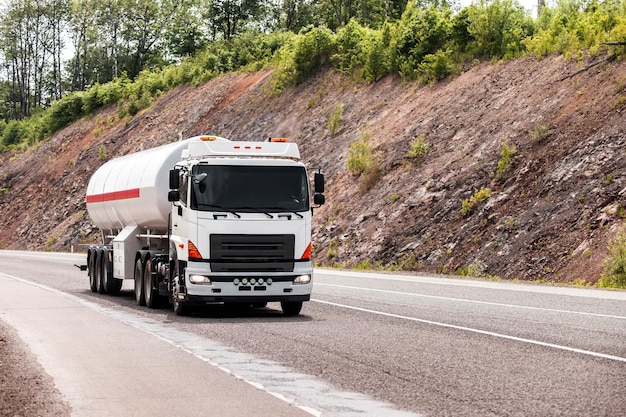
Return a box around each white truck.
[85,135,325,316]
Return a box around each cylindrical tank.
[86,139,190,232]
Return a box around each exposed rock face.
[1,55,625,283]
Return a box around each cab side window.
[179,171,188,206]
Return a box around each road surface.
[1,250,625,416]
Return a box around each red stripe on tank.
[86,188,140,203]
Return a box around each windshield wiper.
[266,207,304,219]
[196,204,241,218]
[229,206,275,218]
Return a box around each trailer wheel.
[102,250,122,294]
[88,248,98,293]
[96,250,107,294]
[281,301,303,316]
[134,257,146,306]
[144,257,162,309]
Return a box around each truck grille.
[210,234,295,272]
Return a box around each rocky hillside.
[1,54,625,284]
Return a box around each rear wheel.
[96,250,106,294]
[88,248,98,293]
[101,249,122,294]
[281,301,303,316]
[144,257,162,309]
[134,257,146,306]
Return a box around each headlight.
[189,274,212,285]
[293,274,311,284]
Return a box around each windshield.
[191,165,310,213]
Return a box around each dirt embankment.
[1,55,625,283]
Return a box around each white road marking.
[312,299,626,364]
[315,282,626,320]
[0,272,422,417]
[314,269,626,300]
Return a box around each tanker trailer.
[85,135,325,316]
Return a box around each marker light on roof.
[271,138,289,142]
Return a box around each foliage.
[408,134,430,161]
[525,0,626,58]
[461,187,492,216]
[599,226,626,289]
[465,0,535,59]
[3,0,626,155]
[347,128,381,192]
[496,140,517,177]
[328,104,343,135]
[98,144,107,161]
[395,5,453,79]
[530,123,552,143]
[347,131,375,176]
[273,26,336,90]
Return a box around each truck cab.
[167,136,324,315]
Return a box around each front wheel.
[281,301,303,316]
[170,256,189,316]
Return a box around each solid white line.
[314,269,626,300]
[315,283,626,320]
[311,299,626,364]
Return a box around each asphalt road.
[1,250,625,416]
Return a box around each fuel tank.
[86,139,190,232]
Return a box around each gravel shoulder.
[0,318,70,417]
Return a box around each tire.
[134,257,146,306]
[96,249,106,294]
[252,302,268,308]
[281,301,303,316]
[88,248,98,293]
[102,249,122,294]
[144,257,162,309]
[170,255,189,316]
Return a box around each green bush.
[328,104,343,135]
[1,120,22,148]
[273,26,336,90]
[417,50,454,83]
[348,131,374,176]
[496,140,517,177]
[599,227,626,288]
[408,134,430,161]
[46,93,85,134]
[395,5,453,80]
[461,187,492,216]
[466,0,534,59]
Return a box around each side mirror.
[314,172,325,193]
[168,190,180,202]
[169,169,180,189]
[313,193,325,206]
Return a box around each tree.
[204,0,265,40]
[0,0,68,118]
